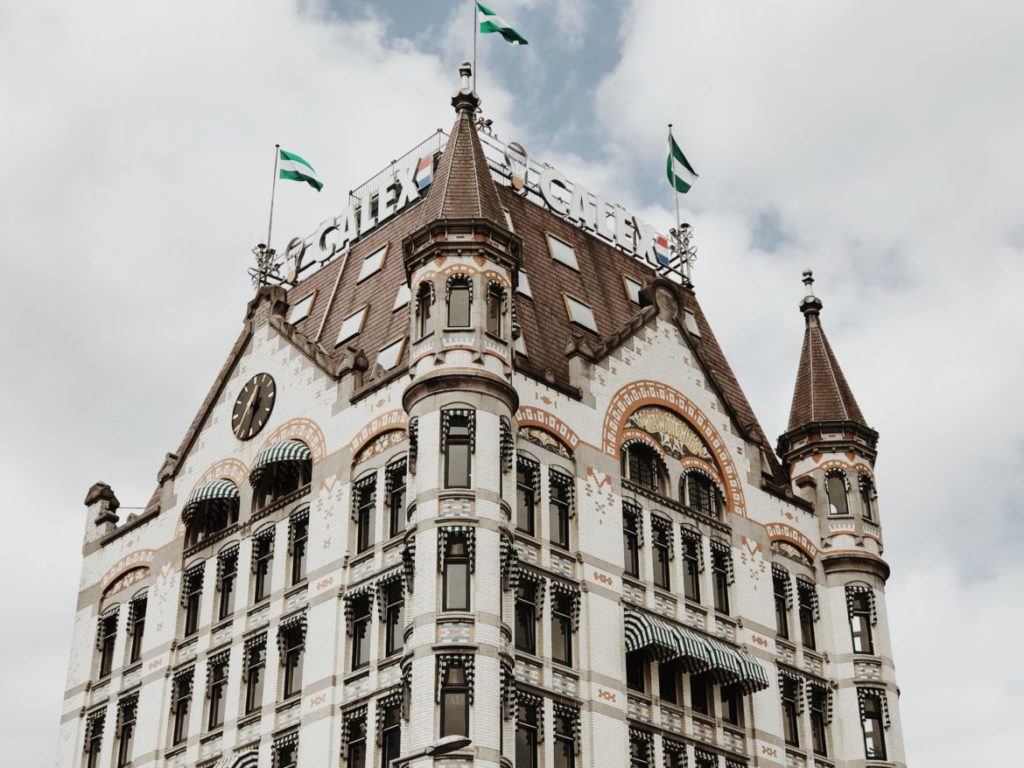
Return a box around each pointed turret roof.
[786,270,868,431]
[418,61,506,224]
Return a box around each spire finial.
[799,268,823,318]
[452,60,480,115]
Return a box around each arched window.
[858,474,875,521]
[446,274,472,328]
[416,281,434,339]
[682,471,722,518]
[825,470,849,516]
[486,282,505,338]
[250,441,313,511]
[182,480,240,549]
[621,442,667,493]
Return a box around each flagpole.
[266,143,280,249]
[668,124,681,234]
[472,0,478,92]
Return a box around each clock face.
[232,373,276,440]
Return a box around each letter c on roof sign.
[539,166,571,216]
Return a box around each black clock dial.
[231,373,276,440]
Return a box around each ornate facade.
[57,66,906,768]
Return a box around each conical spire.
[786,270,868,431]
[419,61,506,224]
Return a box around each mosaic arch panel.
[601,380,746,517]
[194,458,249,490]
[764,523,818,562]
[256,418,328,463]
[348,409,408,457]
[101,550,156,596]
[515,406,580,456]
[792,457,874,482]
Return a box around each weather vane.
[669,223,697,284]
[248,243,280,289]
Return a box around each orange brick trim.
[257,418,328,463]
[601,381,746,517]
[764,523,818,561]
[100,549,156,594]
[793,458,873,481]
[515,406,581,453]
[194,459,249,490]
[348,409,408,456]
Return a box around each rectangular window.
[443,535,471,611]
[336,306,368,346]
[276,740,298,768]
[515,581,538,654]
[721,686,743,726]
[253,534,273,603]
[128,598,146,663]
[849,592,875,654]
[690,675,710,716]
[218,553,237,621]
[282,627,304,698]
[440,664,469,737]
[244,641,266,714]
[826,472,849,515]
[393,282,411,311]
[774,571,790,639]
[623,506,640,578]
[798,581,817,650]
[447,281,471,327]
[207,658,228,731]
[553,709,576,768]
[486,286,504,337]
[416,284,432,338]
[652,521,671,590]
[115,697,136,768]
[516,457,538,535]
[682,533,701,602]
[516,701,540,768]
[781,676,800,747]
[171,672,193,745]
[549,472,572,549]
[290,515,308,585]
[623,276,643,304]
[183,569,203,637]
[626,651,645,693]
[347,717,367,768]
[860,476,875,520]
[287,292,315,324]
[383,581,405,656]
[444,414,472,488]
[386,461,407,538]
[809,685,828,756]
[98,612,118,678]
[548,234,579,270]
[564,294,598,333]
[711,546,731,615]
[355,476,376,553]
[85,713,104,768]
[377,337,405,371]
[551,591,573,666]
[351,596,371,670]
[659,662,677,704]
[629,733,650,768]
[380,704,401,767]
[861,691,887,760]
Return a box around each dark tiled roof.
[786,307,867,431]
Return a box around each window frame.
[218,553,237,621]
[563,293,598,333]
[383,580,405,657]
[380,703,402,767]
[171,673,192,746]
[207,658,228,731]
[623,506,640,579]
[98,611,118,678]
[252,533,273,604]
[547,233,580,270]
[861,691,887,760]
[774,571,791,640]
[282,626,305,699]
[443,414,472,489]
[516,457,538,536]
[781,676,800,747]
[711,547,731,615]
[549,471,572,549]
[442,535,471,612]
[356,245,387,282]
[850,592,875,654]
[652,521,672,590]
[355,475,376,554]
[244,642,266,715]
[515,580,538,655]
[681,534,701,602]
[289,516,308,586]
[386,460,407,539]
[485,283,505,338]
[351,596,372,671]
[446,277,472,328]
[128,597,147,664]
[115,698,136,768]
[416,282,433,339]
[551,590,574,667]
[825,471,850,516]
[515,700,540,768]
[439,664,470,737]
[336,306,368,347]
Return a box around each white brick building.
[57,65,906,768]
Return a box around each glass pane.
[448,285,471,327]
[446,442,471,488]
[441,692,468,736]
[445,561,469,611]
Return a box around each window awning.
[624,609,769,693]
[182,479,239,523]
[249,440,312,484]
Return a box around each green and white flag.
[666,131,698,194]
[278,148,323,191]
[477,2,528,45]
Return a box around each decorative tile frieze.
[627,695,651,723]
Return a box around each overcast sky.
[1,1,1021,764]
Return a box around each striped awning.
[624,609,769,693]
[249,440,311,484]
[182,479,239,521]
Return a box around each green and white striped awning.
[624,609,769,693]
[249,440,312,484]
[182,479,239,522]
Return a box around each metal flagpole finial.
[669,223,697,285]
[248,243,280,289]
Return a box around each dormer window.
[377,338,405,371]
[287,292,315,324]
[393,283,411,311]
[623,276,643,304]
[825,470,850,516]
[547,233,579,270]
[564,294,598,334]
[337,307,368,346]
[357,245,387,282]
[446,275,472,328]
